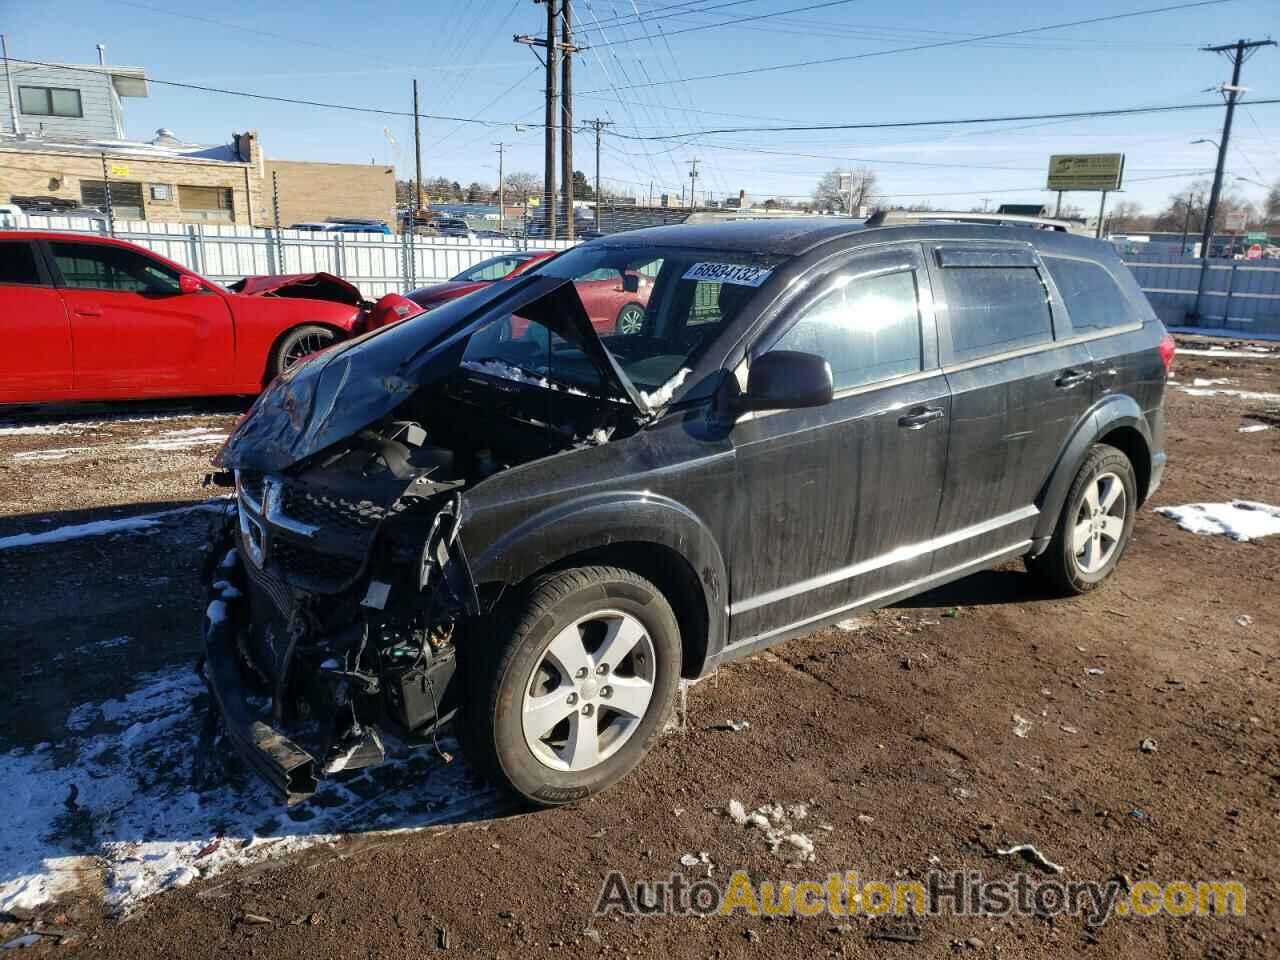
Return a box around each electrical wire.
[576,0,1240,92]
[612,98,1280,140]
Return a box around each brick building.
[0,57,395,228]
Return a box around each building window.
[179,185,235,223]
[80,180,145,220]
[18,86,84,118]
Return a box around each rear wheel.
[461,566,680,806]
[271,325,337,377]
[1026,443,1137,595]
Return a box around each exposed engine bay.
[207,363,639,799]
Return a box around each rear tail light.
[1158,333,1176,375]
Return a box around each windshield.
[451,254,535,283]
[467,243,788,395]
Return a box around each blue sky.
[6,0,1278,213]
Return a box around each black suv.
[204,217,1173,805]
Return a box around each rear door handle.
[898,406,945,430]
[73,307,102,317]
[1055,368,1092,388]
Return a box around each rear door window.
[772,269,923,390]
[937,261,1053,363]
[0,240,43,285]
[1043,256,1134,333]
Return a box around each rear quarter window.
[939,265,1053,363]
[1044,256,1135,333]
[0,241,42,285]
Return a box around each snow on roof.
[0,134,241,164]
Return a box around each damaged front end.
[200,275,651,802]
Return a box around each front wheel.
[271,325,337,377]
[615,303,646,335]
[461,566,681,806]
[1026,443,1137,595]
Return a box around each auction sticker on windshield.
[682,262,773,287]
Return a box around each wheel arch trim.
[1030,394,1152,548]
[466,491,729,676]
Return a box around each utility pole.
[586,118,613,232]
[516,1,580,240]
[1194,38,1275,319]
[1,35,20,137]
[560,0,574,240]
[412,79,424,227]
[494,142,507,234]
[686,159,700,210]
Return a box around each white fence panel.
[0,214,586,296]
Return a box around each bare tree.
[1107,200,1147,233]
[503,171,541,198]
[1266,179,1280,222]
[813,167,877,214]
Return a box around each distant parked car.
[287,222,335,232]
[329,223,393,235]
[385,251,653,335]
[0,231,417,404]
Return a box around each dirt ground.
[0,336,1276,959]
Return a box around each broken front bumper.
[203,547,319,803]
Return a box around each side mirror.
[621,273,640,294]
[178,274,204,295]
[739,350,834,412]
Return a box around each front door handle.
[73,307,103,317]
[898,406,945,430]
[1055,368,1092,388]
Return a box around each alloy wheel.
[283,330,335,369]
[1072,471,1127,575]
[521,610,656,772]
[617,305,645,335]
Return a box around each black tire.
[460,566,681,806]
[270,324,337,378]
[1026,443,1137,596]
[614,303,646,335]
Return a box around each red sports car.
[0,231,415,405]
[400,251,653,335]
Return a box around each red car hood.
[230,272,365,307]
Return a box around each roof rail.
[864,209,1088,235]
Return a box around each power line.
[586,0,863,47]
[4,56,530,126]
[611,98,1280,140]
[578,0,1240,92]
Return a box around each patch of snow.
[1238,424,1271,433]
[639,368,691,411]
[1180,386,1280,403]
[0,424,84,437]
[1012,713,1033,738]
[11,447,95,462]
[0,666,497,913]
[0,501,229,551]
[1156,501,1280,542]
[460,359,590,397]
[128,430,228,452]
[1192,377,1234,386]
[1177,348,1275,359]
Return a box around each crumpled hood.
[230,272,365,307]
[216,275,650,473]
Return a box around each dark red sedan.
[401,251,653,335]
[0,232,414,405]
